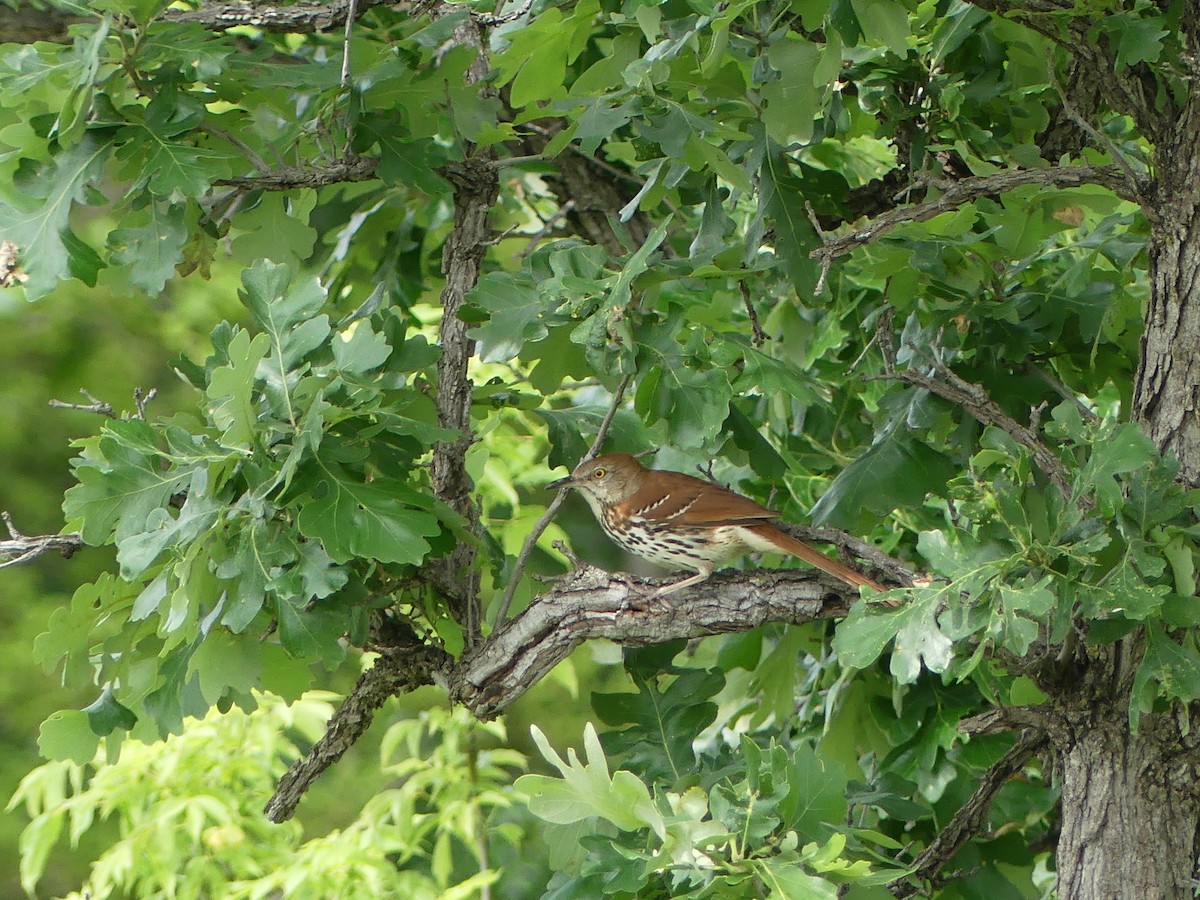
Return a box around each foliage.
[1,0,1195,894]
[517,646,907,899]
[11,696,526,898]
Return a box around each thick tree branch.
[161,0,395,33]
[889,730,1049,898]
[213,156,379,190]
[263,642,451,822]
[425,9,496,647]
[810,165,1134,266]
[264,564,868,817]
[452,565,856,718]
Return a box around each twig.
[804,200,833,296]
[133,387,157,420]
[738,280,766,346]
[1045,49,1146,203]
[889,730,1048,898]
[202,125,271,175]
[491,373,633,630]
[521,200,576,257]
[49,389,115,418]
[340,0,359,90]
[474,0,535,26]
[0,512,83,568]
[810,165,1134,265]
[339,0,360,151]
[882,337,1076,503]
[1020,359,1100,424]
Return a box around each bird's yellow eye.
[593,467,607,479]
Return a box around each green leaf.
[107,199,187,294]
[468,272,547,362]
[63,420,191,546]
[276,596,347,667]
[762,38,821,145]
[810,427,956,531]
[517,723,666,839]
[205,330,271,449]
[1130,626,1200,731]
[850,0,910,56]
[1077,423,1156,514]
[591,666,722,785]
[83,685,137,735]
[783,743,849,841]
[0,133,111,298]
[38,710,99,764]
[297,467,439,566]
[332,320,392,375]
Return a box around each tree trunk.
[1057,706,1200,898]
[1056,86,1200,899]
[1132,101,1200,490]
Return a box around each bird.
[549,453,884,596]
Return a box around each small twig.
[805,200,833,296]
[339,0,360,151]
[847,329,880,374]
[1045,49,1146,203]
[0,512,83,568]
[694,461,725,487]
[889,730,1048,898]
[521,200,576,257]
[133,387,157,420]
[738,279,766,346]
[882,337,1077,503]
[203,125,271,175]
[810,165,1134,266]
[492,373,634,630]
[49,389,115,418]
[474,0,535,26]
[1021,359,1099,423]
[1028,399,1048,433]
[340,0,358,90]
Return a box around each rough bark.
[1056,694,1200,898]
[1133,98,1200,489]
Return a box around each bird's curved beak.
[548,474,575,490]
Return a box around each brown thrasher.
[549,453,883,595]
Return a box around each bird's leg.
[646,569,713,598]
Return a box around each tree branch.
[880,336,1077,504]
[263,642,451,822]
[889,729,1049,898]
[425,1,498,646]
[161,0,395,33]
[453,565,856,718]
[810,165,1135,267]
[213,156,378,190]
[0,513,83,568]
[264,563,866,818]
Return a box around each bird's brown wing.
[641,470,777,525]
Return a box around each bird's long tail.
[738,523,885,592]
